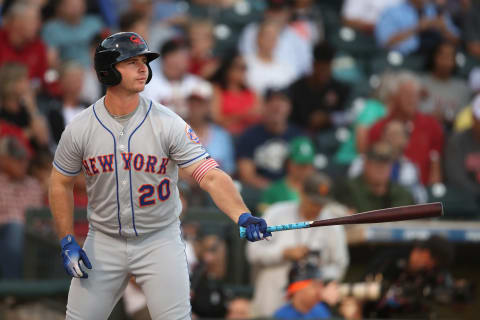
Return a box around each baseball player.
[48,32,271,320]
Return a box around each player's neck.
[104,88,140,116]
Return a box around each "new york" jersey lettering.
[82,153,169,176]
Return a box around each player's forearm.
[49,178,75,240]
[200,169,249,222]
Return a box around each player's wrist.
[60,234,77,249]
[238,212,252,225]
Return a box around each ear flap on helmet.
[98,67,122,86]
[146,64,153,84]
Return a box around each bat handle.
[239,221,312,238]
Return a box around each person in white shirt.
[342,0,402,33]
[238,0,312,79]
[143,38,204,119]
[245,20,297,96]
[246,172,349,317]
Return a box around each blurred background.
[0,0,480,319]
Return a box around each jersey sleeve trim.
[178,151,209,167]
[52,160,82,176]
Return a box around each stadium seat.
[368,51,425,77]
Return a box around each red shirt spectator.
[216,89,260,135]
[0,136,43,226]
[0,120,32,156]
[369,72,444,185]
[0,2,48,88]
[369,112,444,185]
[211,53,261,135]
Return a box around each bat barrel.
[311,202,443,227]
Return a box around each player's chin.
[132,82,146,92]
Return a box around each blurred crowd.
[0,0,479,319]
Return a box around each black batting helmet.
[94,32,159,86]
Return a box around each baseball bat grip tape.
[239,221,312,238]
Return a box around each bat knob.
[239,226,246,238]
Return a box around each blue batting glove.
[238,213,272,242]
[60,235,92,278]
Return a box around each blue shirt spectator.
[205,124,235,175]
[274,302,331,319]
[42,0,104,67]
[375,0,459,54]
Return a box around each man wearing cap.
[247,172,349,317]
[236,88,302,192]
[0,136,43,279]
[445,94,480,204]
[274,262,337,319]
[259,136,316,213]
[335,142,414,213]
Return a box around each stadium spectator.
[375,0,459,55]
[143,38,204,119]
[78,32,104,105]
[0,1,49,90]
[0,63,49,151]
[187,81,235,175]
[445,94,480,200]
[226,297,253,319]
[259,136,316,213]
[368,71,444,185]
[210,51,261,135]
[464,0,480,60]
[335,142,414,213]
[238,0,312,78]
[289,0,324,45]
[420,41,470,128]
[187,19,219,79]
[191,232,229,318]
[453,67,480,132]
[342,0,402,34]
[113,0,184,57]
[245,20,297,95]
[335,71,396,165]
[29,149,53,200]
[288,42,351,134]
[45,61,88,145]
[42,0,104,67]
[118,10,150,41]
[0,136,43,279]
[236,88,301,190]
[274,262,339,319]
[187,0,264,57]
[247,172,349,317]
[349,121,427,204]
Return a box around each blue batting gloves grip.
[238,213,272,242]
[60,234,92,278]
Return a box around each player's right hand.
[238,213,272,242]
[60,235,92,278]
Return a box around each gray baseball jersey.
[53,95,209,237]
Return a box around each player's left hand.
[238,213,272,242]
[60,235,92,278]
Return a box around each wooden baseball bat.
[239,202,443,238]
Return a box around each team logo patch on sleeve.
[185,125,200,144]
